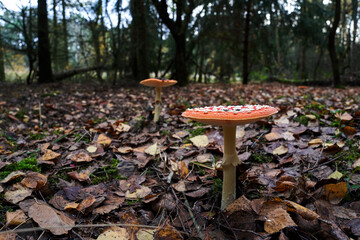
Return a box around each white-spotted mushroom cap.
[182,105,278,126]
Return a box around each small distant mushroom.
[140,78,178,122]
[182,105,278,210]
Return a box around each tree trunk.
[37,0,53,83]
[174,33,187,85]
[242,0,251,85]
[301,43,307,80]
[328,0,341,87]
[0,32,5,82]
[131,0,149,81]
[53,0,58,71]
[61,0,69,68]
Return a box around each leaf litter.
[0,83,360,239]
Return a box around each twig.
[181,192,204,240]
[38,100,42,128]
[0,223,190,236]
[303,152,347,173]
[218,222,266,239]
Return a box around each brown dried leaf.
[76,195,96,212]
[178,161,189,179]
[4,183,33,204]
[325,182,347,204]
[41,149,61,161]
[6,209,27,225]
[28,202,75,235]
[21,172,47,189]
[0,171,25,184]
[97,134,112,146]
[273,145,288,155]
[264,207,296,234]
[155,223,183,240]
[225,195,252,215]
[97,227,129,240]
[68,150,93,162]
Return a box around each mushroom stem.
[154,87,162,122]
[221,125,241,210]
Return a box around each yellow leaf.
[273,145,288,155]
[308,138,323,145]
[327,170,343,180]
[352,159,360,169]
[190,135,209,148]
[145,143,159,156]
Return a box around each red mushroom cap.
[182,105,278,126]
[140,78,178,88]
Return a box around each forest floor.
[0,82,360,240]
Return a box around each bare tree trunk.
[37,0,53,83]
[242,0,251,85]
[301,44,307,80]
[0,32,5,82]
[53,0,58,71]
[131,0,149,81]
[61,0,69,68]
[328,0,341,87]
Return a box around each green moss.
[29,132,46,140]
[91,158,126,184]
[15,107,29,120]
[251,153,273,163]
[295,115,309,126]
[189,127,206,137]
[0,154,40,181]
[305,102,326,111]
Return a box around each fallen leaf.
[172,130,190,139]
[325,182,347,204]
[28,202,75,235]
[172,180,186,192]
[155,222,183,240]
[68,150,93,162]
[4,183,33,204]
[178,161,189,179]
[76,195,96,212]
[352,159,360,169]
[21,172,47,189]
[337,112,353,121]
[117,146,133,154]
[308,138,323,145]
[273,145,288,155]
[190,135,209,148]
[327,170,343,180]
[97,134,112,146]
[86,145,98,153]
[0,171,25,184]
[6,209,27,225]
[280,199,320,221]
[125,186,151,199]
[41,149,61,161]
[263,207,296,234]
[115,123,131,132]
[341,126,357,136]
[136,229,157,240]
[145,143,159,156]
[97,227,129,240]
[0,232,17,240]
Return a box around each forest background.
[0,0,359,87]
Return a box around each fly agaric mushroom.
[140,78,178,122]
[182,105,278,210]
